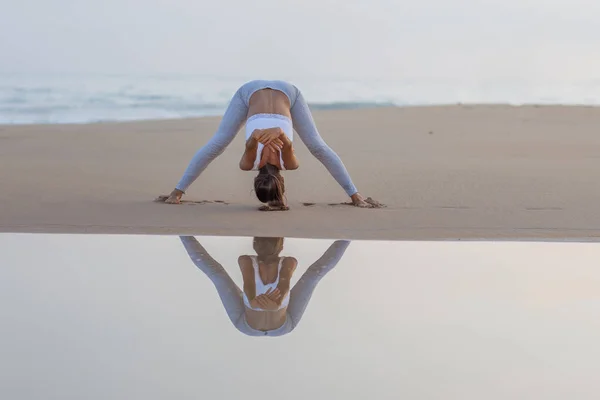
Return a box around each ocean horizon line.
[2,101,599,126]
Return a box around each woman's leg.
[179,236,246,328]
[287,240,351,329]
[175,88,249,193]
[290,90,359,197]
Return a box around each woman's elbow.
[239,161,253,171]
[286,161,299,170]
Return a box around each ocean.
[1,73,600,125]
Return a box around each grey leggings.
[175,80,358,197]
[179,236,350,336]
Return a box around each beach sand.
[1,105,599,241]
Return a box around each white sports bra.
[245,113,294,171]
[242,256,291,311]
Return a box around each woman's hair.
[254,163,285,206]
[253,237,284,262]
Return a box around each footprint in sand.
[154,195,229,205]
[525,207,563,211]
[323,197,386,208]
[259,205,290,212]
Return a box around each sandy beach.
[1,105,599,240]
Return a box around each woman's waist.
[243,291,290,310]
[246,112,292,125]
[244,307,288,331]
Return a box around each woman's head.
[253,237,284,259]
[254,163,285,206]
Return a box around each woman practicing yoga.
[161,80,378,210]
[180,235,350,336]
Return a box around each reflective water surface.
[1,234,599,399]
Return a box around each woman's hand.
[269,287,288,305]
[266,140,283,153]
[252,295,280,310]
[279,134,292,148]
[253,128,285,147]
[251,128,286,153]
[250,288,283,310]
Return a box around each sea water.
[2,72,600,125]
[1,233,599,399]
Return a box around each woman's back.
[247,88,292,119]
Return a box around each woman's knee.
[306,142,330,159]
[204,139,228,157]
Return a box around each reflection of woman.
[179,236,350,336]
[239,237,296,332]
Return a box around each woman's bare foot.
[159,189,183,204]
[350,193,373,208]
[350,193,384,208]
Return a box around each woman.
[161,80,377,210]
[179,235,350,336]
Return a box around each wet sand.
[1,105,599,240]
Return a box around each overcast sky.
[1,0,599,80]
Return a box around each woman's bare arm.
[276,257,297,298]
[239,137,259,171]
[238,255,257,299]
[280,135,299,170]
